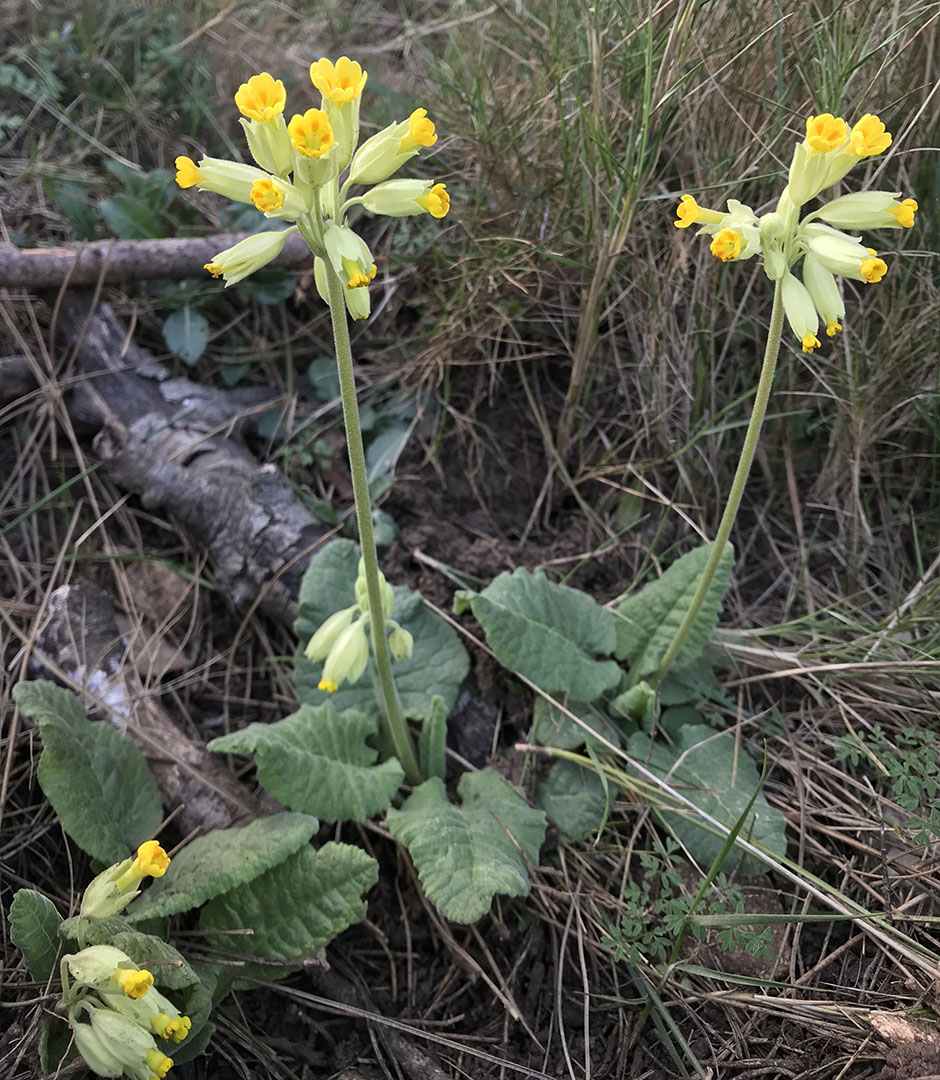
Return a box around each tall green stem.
[325,270,422,784]
[655,278,785,683]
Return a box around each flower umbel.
[673,111,914,350]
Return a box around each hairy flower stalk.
[662,112,915,679]
[175,58,446,782]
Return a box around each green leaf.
[9,889,62,980]
[455,569,621,701]
[614,542,734,677]
[294,540,469,721]
[531,695,623,750]
[208,705,403,822]
[99,193,162,239]
[386,768,546,923]
[126,812,318,922]
[199,842,377,977]
[626,722,786,876]
[13,681,163,864]
[162,307,210,366]
[419,696,447,781]
[609,680,658,731]
[535,760,608,838]
[366,423,409,483]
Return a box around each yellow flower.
[250,178,285,213]
[318,679,339,693]
[287,108,335,158]
[114,841,169,892]
[889,197,917,227]
[849,113,892,156]
[709,228,742,262]
[152,1013,193,1044]
[174,156,202,189]
[234,72,287,123]
[343,259,377,289]
[310,56,367,103]
[805,113,847,154]
[114,968,154,1000]
[147,1048,174,1078]
[401,108,437,151]
[861,255,887,283]
[417,182,450,219]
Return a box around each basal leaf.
[614,542,734,677]
[535,760,608,838]
[386,768,546,924]
[9,889,62,980]
[126,812,318,922]
[199,842,377,977]
[13,681,163,864]
[455,569,621,701]
[627,721,786,876]
[531,695,623,750]
[162,307,210,366]
[419,696,448,782]
[208,705,403,822]
[294,539,468,721]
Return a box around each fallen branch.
[0,230,313,289]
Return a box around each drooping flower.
[204,229,297,287]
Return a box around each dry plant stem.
[325,270,422,785]
[655,277,785,682]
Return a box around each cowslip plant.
[660,111,916,677]
[175,59,449,783]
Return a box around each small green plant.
[602,839,774,966]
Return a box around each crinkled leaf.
[609,680,658,731]
[535,760,609,838]
[13,681,163,864]
[294,539,468,721]
[9,889,62,980]
[386,768,546,924]
[162,307,210,366]
[532,695,623,750]
[614,542,734,677]
[627,722,786,876]
[126,812,318,922]
[208,705,403,822]
[199,842,377,978]
[108,932,198,991]
[455,569,620,701]
[419,696,447,782]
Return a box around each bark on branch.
[0,230,313,289]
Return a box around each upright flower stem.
[655,278,785,683]
[325,269,423,785]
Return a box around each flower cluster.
[304,557,413,692]
[175,59,449,319]
[61,845,191,1080]
[674,113,917,353]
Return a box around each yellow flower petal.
[709,228,742,262]
[849,114,891,156]
[235,72,287,123]
[310,56,367,104]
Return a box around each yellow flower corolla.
[890,197,917,227]
[801,333,820,353]
[115,968,154,1000]
[861,255,887,283]
[113,840,169,893]
[849,113,892,156]
[402,108,437,151]
[805,114,848,154]
[235,72,287,123]
[174,156,202,189]
[826,319,842,336]
[709,228,742,261]
[250,178,286,213]
[146,1048,174,1078]
[288,108,335,158]
[310,56,367,103]
[318,679,339,693]
[152,1013,192,1043]
[342,258,377,289]
[417,182,450,219]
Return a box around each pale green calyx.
[304,605,358,663]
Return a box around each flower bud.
[304,605,357,663]
[204,228,296,287]
[321,620,370,689]
[388,625,413,662]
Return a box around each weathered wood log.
[0,231,313,288]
